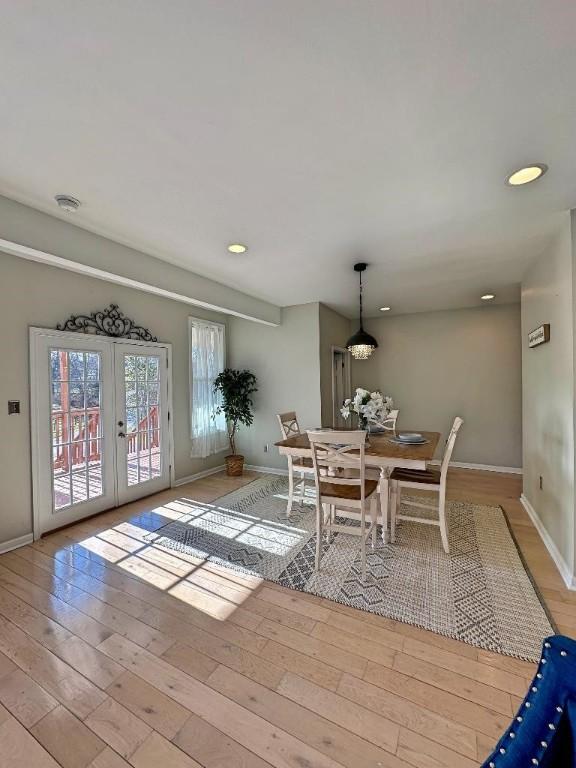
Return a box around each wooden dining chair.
[277,411,315,515]
[389,417,463,553]
[308,430,379,580]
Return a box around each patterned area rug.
[150,475,554,661]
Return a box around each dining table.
[275,429,441,541]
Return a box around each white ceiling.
[0,1,574,317]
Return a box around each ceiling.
[0,1,574,317]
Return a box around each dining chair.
[308,430,379,580]
[379,408,399,432]
[389,416,463,553]
[277,411,315,515]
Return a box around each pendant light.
[346,262,378,360]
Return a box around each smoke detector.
[55,195,81,212]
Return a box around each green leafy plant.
[213,368,258,455]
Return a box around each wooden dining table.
[275,429,441,541]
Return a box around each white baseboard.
[0,533,34,555]
[173,465,226,487]
[173,462,288,487]
[430,460,523,475]
[245,464,289,476]
[520,493,576,590]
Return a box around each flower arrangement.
[341,388,394,430]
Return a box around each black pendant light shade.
[346,262,378,360]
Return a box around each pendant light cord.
[359,269,364,330]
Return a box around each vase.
[358,416,368,431]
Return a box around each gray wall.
[229,303,322,470]
[319,304,352,427]
[521,212,575,579]
[350,305,523,467]
[0,252,229,544]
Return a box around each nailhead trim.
[541,741,548,748]
[561,650,567,656]
[548,723,556,730]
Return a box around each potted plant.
[213,368,258,476]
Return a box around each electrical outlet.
[264,444,269,453]
[539,475,543,491]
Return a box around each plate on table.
[389,433,428,446]
[396,432,424,442]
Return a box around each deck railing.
[52,406,159,471]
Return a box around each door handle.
[118,431,126,438]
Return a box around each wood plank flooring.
[0,467,572,768]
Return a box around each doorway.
[30,328,173,537]
[331,346,351,428]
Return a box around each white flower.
[344,387,394,425]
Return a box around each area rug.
[150,475,554,661]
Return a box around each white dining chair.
[277,411,316,515]
[308,430,379,580]
[389,416,463,553]
[379,408,399,432]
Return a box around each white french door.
[31,329,172,537]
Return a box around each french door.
[31,329,172,537]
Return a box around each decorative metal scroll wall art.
[56,304,158,342]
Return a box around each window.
[189,317,228,458]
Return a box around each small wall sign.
[528,324,550,348]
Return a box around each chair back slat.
[308,430,366,496]
[440,417,464,480]
[277,411,301,439]
[378,409,399,432]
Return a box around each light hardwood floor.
[0,468,573,768]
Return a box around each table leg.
[380,469,389,543]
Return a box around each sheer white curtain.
[189,318,228,458]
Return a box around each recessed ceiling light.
[379,306,391,312]
[506,164,547,186]
[55,194,81,212]
[227,243,247,254]
[481,294,495,301]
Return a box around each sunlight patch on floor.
[74,496,266,620]
[170,499,309,558]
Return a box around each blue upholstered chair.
[481,635,576,767]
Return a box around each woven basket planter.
[225,454,245,477]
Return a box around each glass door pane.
[50,348,104,510]
[115,345,169,505]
